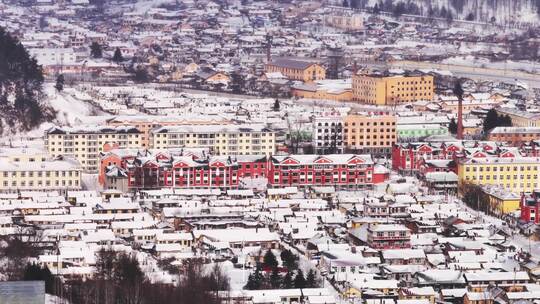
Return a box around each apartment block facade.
[149,124,276,156]
[45,126,143,172]
[457,157,540,194]
[343,113,397,156]
[0,156,82,193]
[106,115,231,148]
[352,74,434,105]
[313,116,344,154]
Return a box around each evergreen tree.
[0,26,54,130]
[134,67,150,83]
[113,48,124,63]
[483,108,500,132]
[306,269,317,288]
[90,42,102,58]
[230,71,244,94]
[448,118,458,135]
[244,273,258,290]
[273,99,280,111]
[342,0,349,7]
[293,269,306,289]
[263,249,278,269]
[55,74,65,92]
[393,2,406,18]
[280,249,298,270]
[269,267,281,288]
[282,271,293,289]
[373,3,380,14]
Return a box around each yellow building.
[458,157,540,194]
[496,108,540,127]
[149,124,275,156]
[0,153,82,193]
[46,126,143,172]
[266,58,326,82]
[106,115,231,148]
[483,186,521,215]
[352,73,434,105]
[343,113,397,155]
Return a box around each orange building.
[266,58,326,82]
[487,127,540,145]
[343,113,397,156]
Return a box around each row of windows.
[464,174,537,180]
[344,121,395,126]
[345,128,395,133]
[2,171,79,177]
[465,165,539,172]
[2,179,79,187]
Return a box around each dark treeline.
[62,249,230,304]
[0,26,55,132]
[4,247,229,304]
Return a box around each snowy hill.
[343,0,540,24]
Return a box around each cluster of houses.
[1,173,540,303]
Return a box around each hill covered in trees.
[0,27,55,134]
[344,0,540,24]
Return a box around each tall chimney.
[266,33,272,63]
[453,80,464,140]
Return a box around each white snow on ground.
[441,56,540,73]
[14,84,111,140]
[44,84,110,126]
[131,0,176,14]
[46,294,69,304]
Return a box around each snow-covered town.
[1,0,540,303]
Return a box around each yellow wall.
[458,159,540,194]
[352,74,433,105]
[266,64,326,82]
[486,193,520,215]
[47,132,142,172]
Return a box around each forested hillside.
[0,27,55,134]
[343,0,540,24]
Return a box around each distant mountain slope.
[347,0,540,24]
[0,27,56,135]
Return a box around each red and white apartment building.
[99,151,388,191]
[520,191,540,224]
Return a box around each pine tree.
[0,26,54,130]
[280,249,298,270]
[448,118,457,135]
[273,99,280,111]
[263,249,278,269]
[294,269,306,289]
[113,48,124,63]
[134,67,150,83]
[269,267,281,288]
[55,74,65,92]
[373,3,380,14]
[90,42,102,58]
[244,273,258,290]
[306,269,317,288]
[282,271,293,289]
[483,108,499,133]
